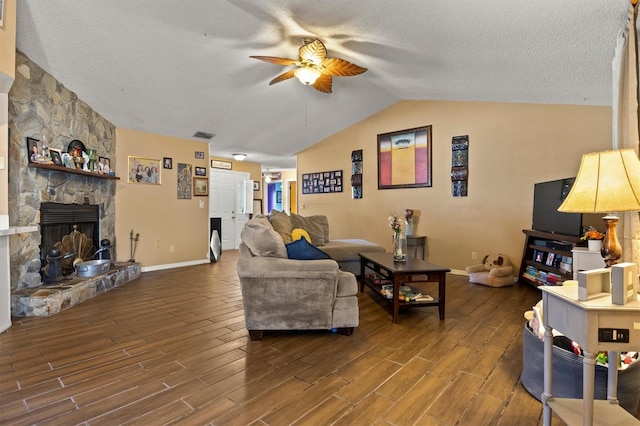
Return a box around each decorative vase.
[405,221,413,236]
[393,231,407,262]
[588,239,603,252]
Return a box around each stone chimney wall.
[8,51,116,291]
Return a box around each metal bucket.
[75,259,110,278]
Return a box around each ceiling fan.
[250,39,367,93]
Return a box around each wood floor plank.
[0,251,583,425]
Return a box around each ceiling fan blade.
[269,70,296,85]
[298,39,327,66]
[249,56,298,66]
[312,74,332,93]
[321,58,368,77]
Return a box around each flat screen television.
[532,178,603,237]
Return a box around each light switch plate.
[0,156,5,169]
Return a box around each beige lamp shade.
[557,149,640,214]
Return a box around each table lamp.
[557,149,640,267]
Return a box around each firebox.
[40,203,100,275]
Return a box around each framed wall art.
[301,170,343,194]
[195,151,205,159]
[177,163,192,199]
[253,180,260,191]
[377,125,432,189]
[163,157,173,169]
[128,156,161,184]
[451,135,469,197]
[194,177,208,196]
[195,166,206,176]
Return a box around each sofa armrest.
[237,256,340,280]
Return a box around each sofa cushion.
[270,210,292,243]
[291,228,311,242]
[241,215,287,258]
[286,237,332,260]
[290,213,326,246]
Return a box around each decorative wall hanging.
[351,149,363,199]
[177,163,193,199]
[211,159,232,170]
[377,126,432,189]
[163,157,172,169]
[127,156,161,184]
[195,167,207,176]
[195,151,205,159]
[451,135,469,197]
[302,170,343,194]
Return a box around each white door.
[209,169,250,251]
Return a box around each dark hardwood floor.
[0,251,579,425]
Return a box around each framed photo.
[276,190,282,203]
[377,125,432,189]
[163,157,172,169]
[128,156,161,184]
[26,137,42,164]
[49,148,63,166]
[97,156,111,174]
[195,151,205,159]
[195,166,206,176]
[177,163,192,199]
[193,177,208,196]
[301,170,343,194]
[253,180,260,191]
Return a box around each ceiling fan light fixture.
[294,67,321,85]
[232,153,247,161]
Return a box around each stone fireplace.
[8,51,117,292]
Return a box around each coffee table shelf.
[359,252,450,323]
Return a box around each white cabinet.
[540,285,640,425]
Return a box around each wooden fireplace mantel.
[28,163,120,180]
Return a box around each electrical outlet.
[170,245,175,253]
[199,200,204,208]
[472,252,477,260]
[155,239,160,248]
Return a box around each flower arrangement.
[581,226,605,241]
[404,209,414,223]
[388,214,405,234]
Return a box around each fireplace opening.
[40,203,100,276]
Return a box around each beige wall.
[0,0,16,82]
[297,100,611,272]
[115,128,210,267]
[0,0,16,219]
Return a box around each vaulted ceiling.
[15,0,630,170]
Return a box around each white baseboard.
[449,269,468,276]
[141,258,211,273]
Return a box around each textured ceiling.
[15,0,630,170]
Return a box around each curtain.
[613,3,640,264]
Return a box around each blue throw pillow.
[285,236,332,260]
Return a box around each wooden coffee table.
[359,252,451,323]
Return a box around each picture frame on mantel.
[377,125,432,190]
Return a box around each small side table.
[406,235,427,260]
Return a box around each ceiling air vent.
[193,131,215,140]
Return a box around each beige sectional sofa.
[237,215,357,340]
[268,210,385,276]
